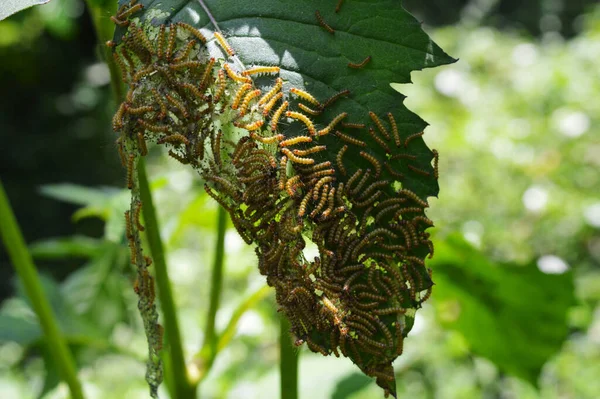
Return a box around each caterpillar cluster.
[111,3,437,397]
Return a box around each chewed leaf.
[111,1,454,397]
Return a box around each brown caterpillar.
[348,56,372,69]
[315,10,335,34]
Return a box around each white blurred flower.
[237,311,264,336]
[553,108,590,138]
[435,69,467,97]
[522,186,549,213]
[225,229,244,252]
[462,220,484,248]
[85,63,110,87]
[512,43,538,67]
[537,255,569,274]
[584,203,600,228]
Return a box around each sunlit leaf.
[0,0,51,21]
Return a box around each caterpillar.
[335,130,367,147]
[336,145,348,176]
[341,122,365,129]
[238,89,261,116]
[199,58,216,90]
[387,112,401,147]
[263,92,284,116]
[280,135,313,147]
[177,22,207,44]
[137,132,148,156]
[321,89,350,109]
[165,24,178,60]
[432,149,439,179]
[298,103,321,116]
[242,66,281,76]
[317,112,347,136]
[258,78,283,106]
[369,111,390,140]
[281,148,315,165]
[315,10,335,34]
[407,164,430,177]
[214,31,235,56]
[368,127,391,153]
[234,120,264,131]
[290,87,320,106]
[348,55,372,69]
[286,111,317,136]
[270,100,289,130]
[224,63,251,83]
[404,131,424,148]
[231,83,252,110]
[360,151,382,178]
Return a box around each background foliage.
[0,0,599,398]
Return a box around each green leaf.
[15,274,104,341]
[113,1,455,396]
[116,0,454,198]
[0,314,42,345]
[0,0,50,21]
[29,236,107,260]
[39,183,119,206]
[60,244,119,315]
[430,235,576,386]
[39,183,130,242]
[332,372,373,399]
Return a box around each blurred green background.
[0,0,599,398]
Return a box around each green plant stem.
[280,316,299,399]
[137,159,195,399]
[190,205,227,386]
[205,207,227,356]
[84,0,124,102]
[0,180,85,399]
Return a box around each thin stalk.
[0,181,85,399]
[137,159,195,399]
[216,285,271,353]
[191,285,271,385]
[280,317,299,399]
[190,205,227,386]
